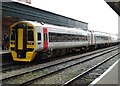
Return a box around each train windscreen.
[27,27,34,41]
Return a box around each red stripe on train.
[43,28,48,52]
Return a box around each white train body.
[93,31,110,44]
[10,21,119,62]
[34,22,91,52]
[109,34,118,43]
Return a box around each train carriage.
[47,25,91,49]
[91,31,110,48]
[10,21,91,62]
[109,33,118,45]
[10,21,119,62]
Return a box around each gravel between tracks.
[2,46,116,80]
[2,46,118,84]
[27,49,118,84]
[71,55,119,85]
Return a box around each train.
[10,21,119,62]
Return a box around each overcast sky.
[31,0,118,34]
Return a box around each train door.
[94,33,96,45]
[43,28,48,52]
[90,31,93,45]
[12,23,27,58]
[36,26,42,51]
[88,33,90,46]
[18,28,23,50]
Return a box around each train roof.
[17,21,88,32]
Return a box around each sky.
[31,0,118,34]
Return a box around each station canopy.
[1,0,88,30]
[105,0,120,16]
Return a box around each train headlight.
[18,55,21,58]
[11,42,15,44]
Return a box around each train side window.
[49,32,54,42]
[11,30,15,40]
[86,36,88,40]
[56,33,61,42]
[37,33,41,41]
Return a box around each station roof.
[105,0,120,16]
[1,0,88,30]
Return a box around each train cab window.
[37,33,41,41]
[28,26,33,29]
[11,30,15,40]
[27,27,34,41]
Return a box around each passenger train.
[10,21,118,62]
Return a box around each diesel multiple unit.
[10,21,118,62]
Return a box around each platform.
[89,59,120,86]
[0,50,13,63]
[0,50,10,54]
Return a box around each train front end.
[10,21,37,62]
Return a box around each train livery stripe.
[18,28,23,50]
[43,28,48,52]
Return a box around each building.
[105,0,120,40]
[1,0,88,49]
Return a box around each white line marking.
[89,58,120,86]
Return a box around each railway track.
[1,45,118,72]
[1,62,39,72]
[1,45,119,85]
[62,53,119,86]
[27,48,119,85]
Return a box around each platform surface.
[0,50,10,54]
[89,59,120,85]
